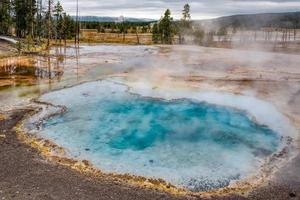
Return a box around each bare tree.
[75,0,79,45]
[134,26,140,44]
[37,0,43,42]
[47,0,53,48]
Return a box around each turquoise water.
[38,81,280,192]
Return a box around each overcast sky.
[59,0,300,19]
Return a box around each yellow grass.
[80,32,153,45]
[0,57,35,68]
[0,114,6,121]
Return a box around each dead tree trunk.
[75,0,79,46]
[47,0,52,49]
[135,28,140,44]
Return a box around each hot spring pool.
[31,80,282,192]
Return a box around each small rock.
[149,159,154,163]
[82,160,90,166]
[85,148,90,151]
[289,192,296,198]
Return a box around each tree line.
[151,4,300,45]
[0,0,76,47]
[80,21,152,34]
[1,1,299,47]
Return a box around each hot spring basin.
[34,80,281,192]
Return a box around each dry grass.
[0,57,35,68]
[80,32,153,45]
[0,114,6,121]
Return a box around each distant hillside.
[74,16,155,23]
[196,12,300,30]
[76,12,300,29]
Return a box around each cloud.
[58,0,300,19]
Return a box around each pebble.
[289,192,296,198]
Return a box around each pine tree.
[182,4,191,21]
[36,0,43,41]
[62,13,75,41]
[0,0,12,35]
[26,0,37,38]
[54,1,64,44]
[46,0,53,48]
[14,0,27,37]
[13,0,37,38]
[152,23,160,44]
[158,9,174,44]
[179,3,191,44]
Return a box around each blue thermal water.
[38,81,279,192]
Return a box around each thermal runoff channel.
[36,80,280,192]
